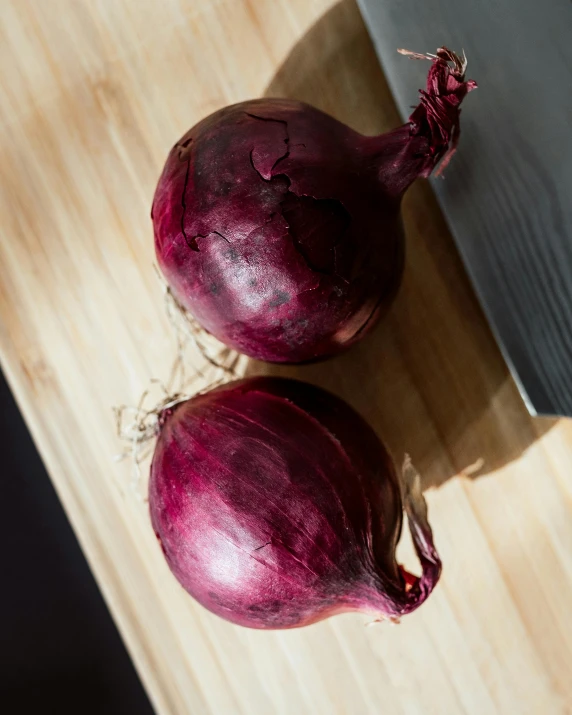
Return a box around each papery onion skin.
[152,48,476,363]
[149,377,441,629]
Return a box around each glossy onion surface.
[150,377,441,629]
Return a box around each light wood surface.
[1,1,571,714]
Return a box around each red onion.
[153,48,476,363]
[149,377,441,629]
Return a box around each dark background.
[0,368,155,715]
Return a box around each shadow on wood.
[244,0,556,489]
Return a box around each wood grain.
[0,1,571,713]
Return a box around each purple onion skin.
[149,377,441,629]
[152,49,476,363]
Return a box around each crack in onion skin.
[152,49,475,363]
[149,377,441,629]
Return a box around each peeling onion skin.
[149,377,441,629]
[152,49,476,363]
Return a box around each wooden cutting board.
[1,1,571,713]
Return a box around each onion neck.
[396,455,442,614]
[368,47,477,200]
[352,457,442,618]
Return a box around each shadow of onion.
[244,0,556,489]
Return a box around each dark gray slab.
[358,0,572,417]
[0,368,155,715]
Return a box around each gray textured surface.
[358,0,572,417]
